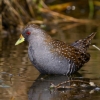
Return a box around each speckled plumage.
[22,24,96,75]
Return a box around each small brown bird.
[15,24,96,75]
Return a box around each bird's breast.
[28,44,80,74]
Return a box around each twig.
[40,8,92,23]
[4,0,23,25]
[12,0,31,19]
[26,0,35,17]
[28,20,43,24]
[55,80,89,88]
[62,23,82,30]
[92,45,100,51]
[0,14,2,32]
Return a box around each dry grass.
[1,0,100,33]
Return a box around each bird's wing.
[50,40,90,68]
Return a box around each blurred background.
[0,0,100,100]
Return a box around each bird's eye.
[26,31,31,35]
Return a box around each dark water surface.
[0,24,100,100]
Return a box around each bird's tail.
[71,32,96,53]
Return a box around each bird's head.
[15,24,44,45]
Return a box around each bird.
[15,23,96,75]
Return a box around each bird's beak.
[15,34,25,45]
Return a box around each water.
[0,24,100,100]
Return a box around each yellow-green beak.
[15,34,25,45]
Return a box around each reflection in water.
[28,74,100,100]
